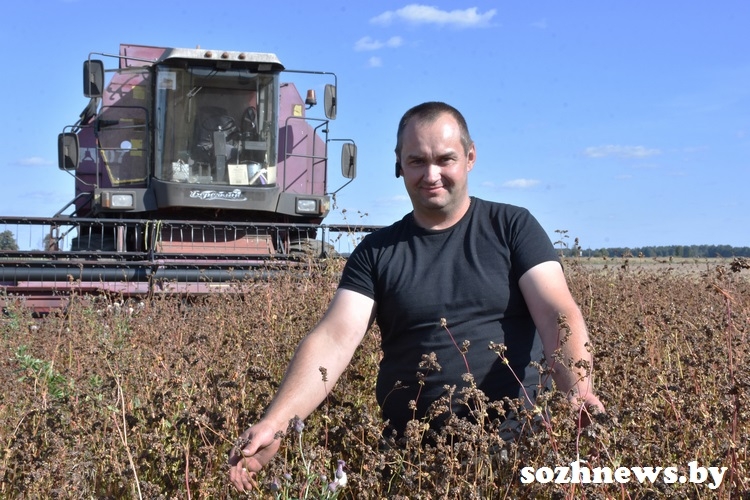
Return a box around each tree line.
[550,230,749,259]
[564,244,750,259]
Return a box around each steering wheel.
[202,114,237,132]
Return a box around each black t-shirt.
[338,197,560,434]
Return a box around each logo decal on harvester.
[189,189,246,201]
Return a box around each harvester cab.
[58,43,357,254]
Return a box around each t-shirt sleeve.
[507,207,560,277]
[337,234,377,300]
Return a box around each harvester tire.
[289,238,339,259]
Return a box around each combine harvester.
[0,43,377,314]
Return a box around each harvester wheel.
[289,238,339,259]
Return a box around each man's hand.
[570,392,605,428]
[228,422,283,492]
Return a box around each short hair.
[394,102,473,158]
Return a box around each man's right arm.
[228,288,375,492]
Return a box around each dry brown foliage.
[1,258,748,498]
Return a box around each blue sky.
[2,1,748,250]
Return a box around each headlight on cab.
[101,192,135,209]
[295,198,319,214]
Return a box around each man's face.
[397,113,476,226]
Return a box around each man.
[229,102,604,492]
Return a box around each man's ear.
[466,144,476,171]
[395,161,402,178]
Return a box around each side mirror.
[83,59,104,98]
[324,84,337,120]
[58,132,80,171]
[341,143,357,179]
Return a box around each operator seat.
[191,106,240,181]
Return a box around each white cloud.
[355,36,403,52]
[368,56,383,68]
[386,36,404,48]
[355,36,382,51]
[583,145,661,159]
[371,4,496,29]
[17,157,53,167]
[502,178,540,189]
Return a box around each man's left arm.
[518,261,605,418]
